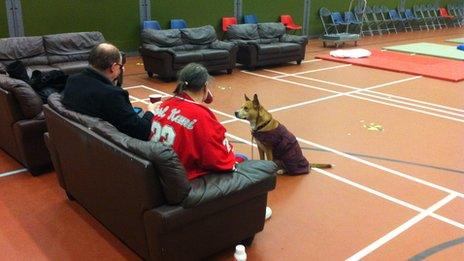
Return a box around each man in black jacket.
[63,43,153,140]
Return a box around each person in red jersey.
[148,63,245,180]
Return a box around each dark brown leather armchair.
[43,94,277,260]
[0,32,105,175]
[225,23,309,70]
[139,25,238,81]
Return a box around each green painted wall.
[12,0,461,51]
[150,0,234,37]
[0,2,8,38]
[20,0,140,52]
[242,0,304,30]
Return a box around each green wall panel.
[242,0,304,30]
[21,0,140,52]
[150,0,234,37]
[0,2,8,38]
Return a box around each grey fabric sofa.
[0,32,105,174]
[139,25,238,80]
[44,93,277,260]
[225,23,309,70]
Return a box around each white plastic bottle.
[234,244,247,261]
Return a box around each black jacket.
[63,68,153,140]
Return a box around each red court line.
[316,49,464,82]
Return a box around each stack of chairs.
[319,7,363,35]
[447,3,464,26]
[319,3,461,38]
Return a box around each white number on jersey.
[150,121,176,146]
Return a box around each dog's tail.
[310,163,333,169]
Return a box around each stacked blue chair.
[243,14,258,24]
[170,19,187,29]
[388,9,408,31]
[330,12,351,33]
[143,20,161,30]
[344,11,363,33]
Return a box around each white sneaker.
[265,206,272,220]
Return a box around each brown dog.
[234,94,332,174]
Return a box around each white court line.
[296,137,464,198]
[263,68,464,114]
[273,72,464,115]
[271,64,352,78]
[225,135,464,230]
[123,85,144,90]
[136,85,464,198]
[346,193,458,261]
[0,168,28,178]
[301,59,322,63]
[242,71,464,123]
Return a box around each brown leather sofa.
[0,31,105,75]
[139,25,238,80]
[225,23,309,70]
[43,93,277,260]
[0,32,105,175]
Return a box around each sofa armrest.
[209,40,237,51]
[140,44,176,56]
[183,160,277,208]
[44,132,66,188]
[280,34,309,45]
[145,160,276,232]
[13,118,51,173]
[226,39,258,47]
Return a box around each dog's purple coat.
[252,124,309,174]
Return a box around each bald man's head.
[89,43,121,71]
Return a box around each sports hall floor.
[1,28,463,260]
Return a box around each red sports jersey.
[149,93,236,180]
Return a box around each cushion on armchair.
[0,36,48,66]
[181,25,217,45]
[141,29,183,47]
[44,32,105,64]
[258,22,286,39]
[227,24,260,40]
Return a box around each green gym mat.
[383,42,464,61]
[446,38,464,44]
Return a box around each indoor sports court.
[1,0,463,260]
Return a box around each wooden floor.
[1,28,463,260]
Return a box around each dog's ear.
[252,94,260,108]
[244,94,250,101]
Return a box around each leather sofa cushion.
[173,49,229,63]
[91,121,191,205]
[183,160,277,208]
[0,74,43,119]
[258,42,301,55]
[0,36,45,62]
[44,32,105,64]
[226,24,259,40]
[258,22,286,39]
[257,44,281,55]
[47,93,191,205]
[181,25,217,45]
[196,49,229,61]
[174,52,203,63]
[171,44,205,52]
[51,61,89,75]
[141,29,183,47]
